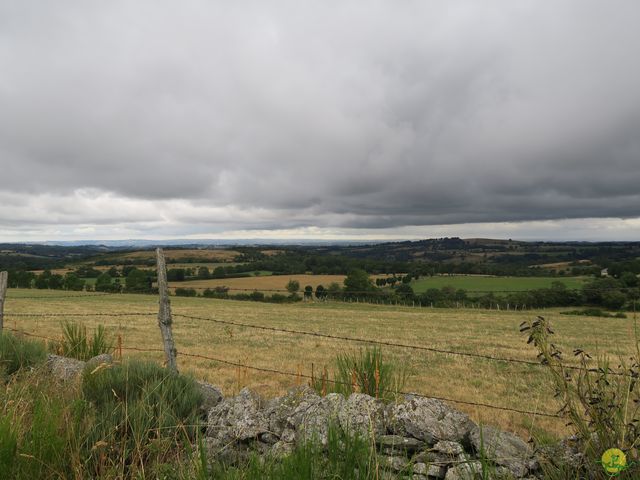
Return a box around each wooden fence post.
[0,271,7,334]
[156,249,178,373]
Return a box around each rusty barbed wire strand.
[4,326,562,419]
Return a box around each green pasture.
[409,275,587,294]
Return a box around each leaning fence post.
[156,248,178,373]
[0,271,7,334]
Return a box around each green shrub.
[175,287,198,297]
[312,346,409,401]
[52,321,114,361]
[81,359,203,477]
[560,308,627,318]
[0,333,47,377]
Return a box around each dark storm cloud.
[1,0,640,237]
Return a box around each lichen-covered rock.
[444,461,483,480]
[264,386,320,437]
[470,425,538,478]
[378,454,410,472]
[207,388,268,443]
[413,461,446,478]
[47,354,85,381]
[288,392,346,445]
[534,435,586,474]
[85,353,113,371]
[197,381,223,413]
[338,393,386,437]
[269,440,295,459]
[433,440,465,456]
[386,395,476,445]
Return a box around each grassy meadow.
[409,275,587,294]
[3,288,635,442]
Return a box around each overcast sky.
[1,1,639,242]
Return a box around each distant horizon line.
[2,236,639,247]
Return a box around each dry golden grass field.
[3,288,636,442]
[168,274,394,292]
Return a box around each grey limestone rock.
[207,387,269,443]
[386,395,476,445]
[470,425,538,478]
[444,461,483,480]
[47,354,85,381]
[197,381,223,413]
[338,392,386,437]
[288,392,346,445]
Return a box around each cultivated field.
[3,288,634,441]
[168,274,395,292]
[409,275,587,294]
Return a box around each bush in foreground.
[0,332,47,378]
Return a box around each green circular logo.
[601,448,627,476]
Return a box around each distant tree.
[49,274,64,290]
[315,285,327,300]
[125,268,152,293]
[107,266,120,278]
[286,279,300,296]
[395,283,415,301]
[63,273,85,291]
[95,272,114,292]
[167,268,185,282]
[620,272,639,288]
[304,285,313,300]
[343,269,375,297]
[197,266,210,279]
[35,270,52,289]
[327,282,342,299]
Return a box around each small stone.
[444,461,483,480]
[377,434,425,453]
[413,462,446,478]
[433,441,465,456]
[269,441,294,459]
[85,353,113,370]
[47,354,85,381]
[259,432,279,444]
[379,455,410,472]
[470,425,537,477]
[196,381,223,413]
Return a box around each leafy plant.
[312,346,409,401]
[521,316,640,478]
[53,321,114,361]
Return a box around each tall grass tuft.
[0,332,48,378]
[53,321,114,361]
[521,316,640,478]
[209,423,384,479]
[81,359,204,477]
[312,346,409,401]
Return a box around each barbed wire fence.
[2,259,634,426]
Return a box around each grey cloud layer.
[1,0,640,235]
